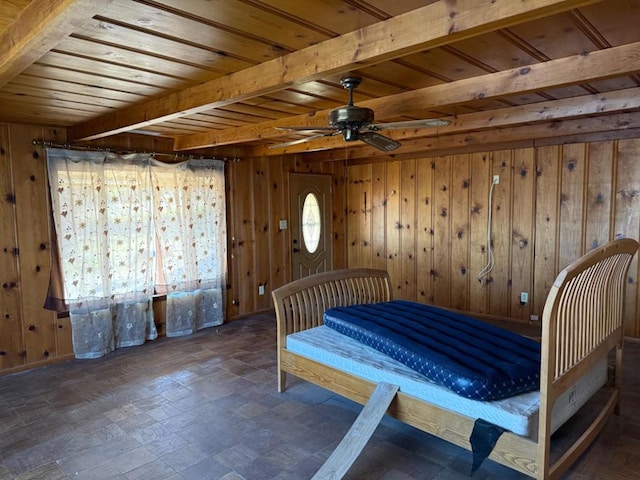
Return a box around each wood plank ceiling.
[1,0,639,160]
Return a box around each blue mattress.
[323,301,540,401]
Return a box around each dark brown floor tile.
[160,444,209,473]
[123,459,180,480]
[179,456,231,480]
[1,314,640,479]
[0,466,12,480]
[12,462,67,480]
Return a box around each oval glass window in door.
[302,193,321,253]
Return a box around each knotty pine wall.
[225,155,346,319]
[0,123,178,373]
[0,122,345,374]
[0,124,67,372]
[344,140,640,337]
[2,121,639,374]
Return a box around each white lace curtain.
[46,148,226,358]
[151,160,226,337]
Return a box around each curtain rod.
[32,140,239,163]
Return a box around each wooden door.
[290,173,333,280]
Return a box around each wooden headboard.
[272,268,391,391]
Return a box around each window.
[47,149,226,305]
[302,192,321,253]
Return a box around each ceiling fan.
[269,77,450,152]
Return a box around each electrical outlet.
[258,284,265,295]
[493,174,500,185]
[530,314,539,322]
[520,291,528,304]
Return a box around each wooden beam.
[296,111,640,162]
[174,41,640,151]
[0,0,113,88]
[68,0,602,142]
[242,85,640,156]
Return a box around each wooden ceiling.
[1,0,640,160]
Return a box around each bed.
[272,238,638,479]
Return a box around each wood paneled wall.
[0,123,177,373]
[344,141,640,337]
[1,123,69,371]
[225,156,346,319]
[3,120,639,374]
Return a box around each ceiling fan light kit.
[270,77,450,151]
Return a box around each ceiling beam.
[294,111,640,162]
[174,40,640,151]
[0,0,113,89]
[67,0,602,142]
[241,85,640,156]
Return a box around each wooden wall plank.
[584,142,614,250]
[0,124,25,369]
[558,143,587,268]
[229,158,255,316]
[268,155,289,302]
[347,165,361,268]
[400,159,416,301]
[450,154,470,310]
[533,145,561,319]
[330,160,347,270]
[416,158,433,303]
[385,161,402,294]
[371,162,387,270]
[10,124,58,364]
[359,165,373,268]
[509,148,535,320]
[614,138,640,337]
[253,156,271,311]
[469,152,491,313]
[489,150,513,316]
[432,156,452,307]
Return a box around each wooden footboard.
[536,238,638,479]
[272,238,638,479]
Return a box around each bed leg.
[614,343,623,415]
[278,370,287,393]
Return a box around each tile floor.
[1,312,639,479]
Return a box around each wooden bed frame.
[272,238,638,479]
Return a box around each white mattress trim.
[286,326,607,438]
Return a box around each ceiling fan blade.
[358,131,401,151]
[275,126,337,132]
[268,132,339,149]
[371,118,450,130]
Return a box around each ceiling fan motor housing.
[328,105,375,141]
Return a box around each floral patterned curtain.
[151,159,226,336]
[47,148,157,358]
[46,149,227,357]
